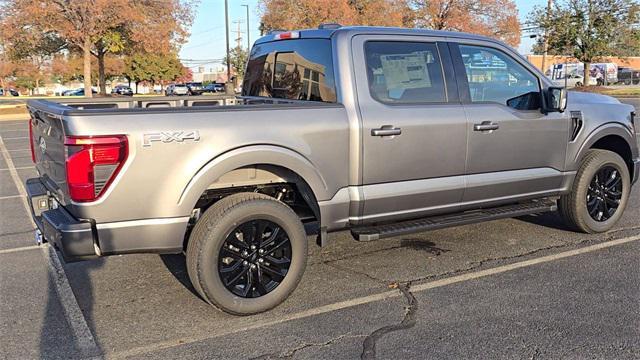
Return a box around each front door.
[450,42,569,204]
[353,35,468,223]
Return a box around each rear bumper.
[26,177,188,262]
[26,178,97,262]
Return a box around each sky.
[179,0,545,72]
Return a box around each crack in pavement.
[250,333,366,359]
[323,261,387,285]
[310,243,407,266]
[0,228,36,238]
[361,283,417,360]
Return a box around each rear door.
[449,42,569,204]
[353,35,468,223]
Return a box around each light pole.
[241,4,250,51]
[541,0,553,75]
[224,0,231,93]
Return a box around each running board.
[351,199,557,242]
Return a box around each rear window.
[242,39,337,103]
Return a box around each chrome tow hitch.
[34,229,44,246]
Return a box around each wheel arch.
[178,145,327,218]
[575,124,636,180]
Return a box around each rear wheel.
[559,150,630,233]
[186,192,307,315]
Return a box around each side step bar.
[351,199,557,241]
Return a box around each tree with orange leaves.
[259,0,413,33]
[0,0,194,97]
[259,0,520,47]
[0,59,17,94]
[411,0,521,47]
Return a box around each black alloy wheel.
[586,166,623,222]
[218,219,292,298]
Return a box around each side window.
[364,41,446,104]
[458,45,541,110]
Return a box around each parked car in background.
[186,82,205,95]
[203,83,225,93]
[551,74,597,88]
[0,88,19,96]
[111,85,134,96]
[617,67,640,85]
[166,83,189,96]
[64,88,97,96]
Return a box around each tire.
[186,192,308,315]
[558,149,630,233]
[576,82,583,87]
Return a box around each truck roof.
[254,26,506,47]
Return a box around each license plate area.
[30,193,57,217]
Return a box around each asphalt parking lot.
[1,99,640,360]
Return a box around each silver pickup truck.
[26,26,639,315]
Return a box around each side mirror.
[545,87,567,113]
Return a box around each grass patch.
[600,88,640,96]
[573,86,640,96]
[0,105,27,116]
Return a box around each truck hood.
[568,91,620,105]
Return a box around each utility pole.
[541,0,552,76]
[232,19,245,48]
[224,0,231,91]
[241,4,250,51]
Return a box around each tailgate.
[28,104,69,204]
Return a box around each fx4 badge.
[143,130,200,147]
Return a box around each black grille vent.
[570,111,583,142]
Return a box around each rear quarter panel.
[61,105,349,223]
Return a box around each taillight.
[28,118,36,163]
[64,135,128,202]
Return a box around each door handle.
[473,121,499,132]
[371,125,402,137]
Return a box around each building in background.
[527,55,640,76]
[192,66,232,83]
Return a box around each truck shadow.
[159,254,202,299]
[39,252,105,358]
[516,211,571,231]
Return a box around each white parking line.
[0,195,24,200]
[0,136,28,140]
[0,166,35,171]
[109,234,640,360]
[0,136,100,358]
[7,148,30,152]
[0,245,40,255]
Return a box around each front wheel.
[186,192,308,315]
[558,149,630,233]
